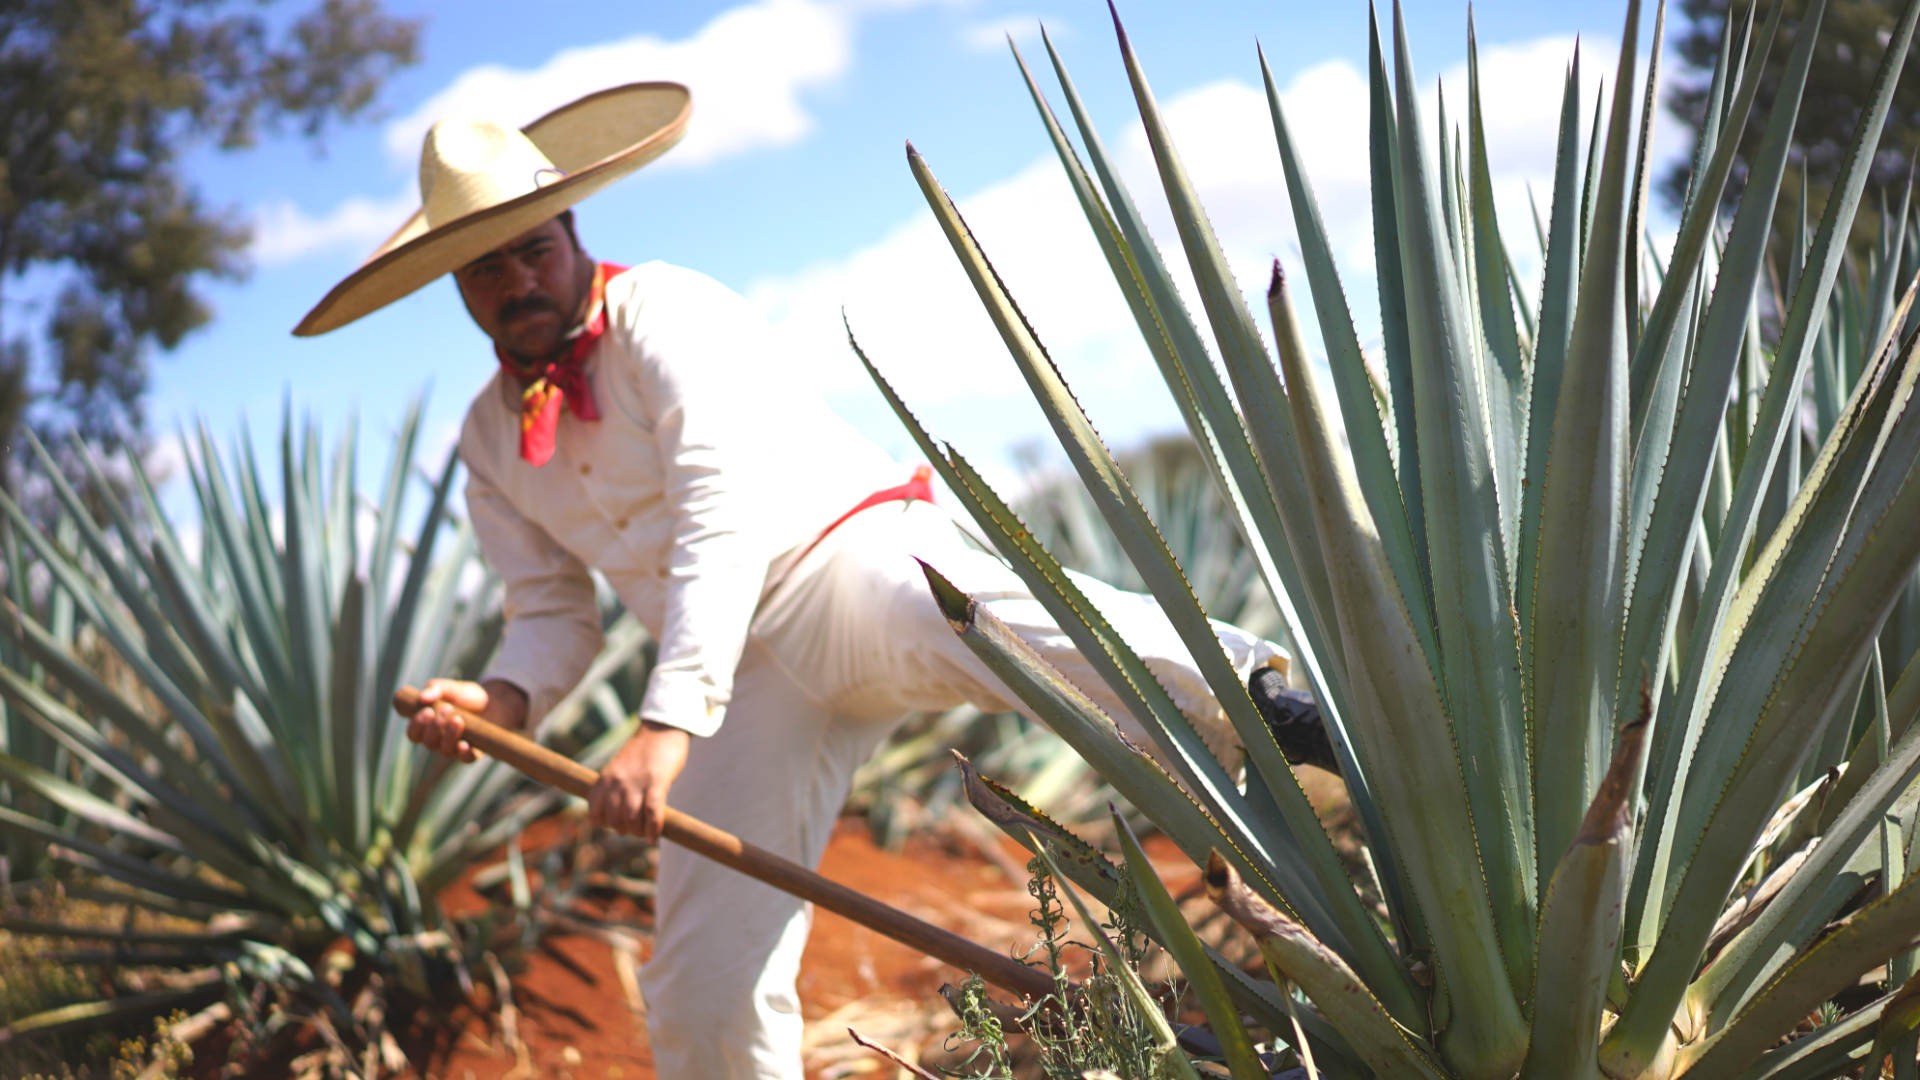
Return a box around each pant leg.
[639,641,898,1080]
[757,500,1289,770]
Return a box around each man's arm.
[408,454,602,763]
[465,458,605,726]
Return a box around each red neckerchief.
[498,262,626,467]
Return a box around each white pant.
[638,501,1283,1079]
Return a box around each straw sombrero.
[294,81,691,336]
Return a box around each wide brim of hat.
[294,82,691,336]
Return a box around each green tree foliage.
[0,0,418,484]
[1665,0,1918,234]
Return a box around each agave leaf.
[1626,0,1897,964]
[1579,79,1605,263]
[0,752,318,915]
[1522,708,1646,1079]
[371,442,462,801]
[953,752,1362,1067]
[1260,46,1435,683]
[330,575,370,848]
[1388,5,1535,1010]
[920,560,1330,935]
[999,42,1367,771]
[1864,974,1920,1080]
[1691,660,1920,1025]
[1614,0,1823,741]
[282,411,333,831]
[1206,852,1445,1079]
[1366,5,1424,573]
[1028,33,1356,744]
[1525,0,1638,885]
[0,601,237,819]
[958,753,1126,898]
[0,918,261,948]
[1621,0,1667,355]
[366,397,423,607]
[1207,46,1429,933]
[1817,639,1899,834]
[1518,52,1590,673]
[1096,9,1362,770]
[185,419,291,696]
[0,500,293,830]
[144,528,269,716]
[1267,262,1514,1059]
[1737,994,1886,1080]
[0,664,242,852]
[1735,999,1881,1076]
[21,434,211,700]
[324,413,358,603]
[1621,0,1773,537]
[1628,0,1751,428]
[1685,318,1919,841]
[0,971,225,1045]
[900,149,1258,810]
[1679,872,1920,1077]
[1610,325,1920,1069]
[853,309,1406,999]
[1466,12,1530,561]
[0,806,255,909]
[1111,820,1258,1079]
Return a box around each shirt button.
[579,463,592,476]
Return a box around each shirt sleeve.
[624,274,785,738]
[466,456,606,728]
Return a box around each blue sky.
[156,0,1683,492]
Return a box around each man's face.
[454,218,590,364]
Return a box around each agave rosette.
[0,402,647,1052]
[858,0,1920,1075]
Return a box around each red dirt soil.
[414,816,1047,1080]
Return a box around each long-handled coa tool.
[391,687,1054,1002]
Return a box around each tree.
[0,0,418,489]
[1663,0,1919,244]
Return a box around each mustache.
[498,295,561,323]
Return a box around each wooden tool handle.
[392,686,1054,1002]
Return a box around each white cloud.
[383,0,855,172]
[254,0,945,264]
[745,29,1688,463]
[962,14,1060,54]
[251,186,416,266]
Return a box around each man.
[296,82,1325,1080]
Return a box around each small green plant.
[0,903,195,1080]
[944,853,1195,1079]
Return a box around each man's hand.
[407,678,529,763]
[588,722,690,842]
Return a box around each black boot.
[1247,666,1340,774]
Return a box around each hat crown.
[418,118,566,230]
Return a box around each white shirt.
[459,261,901,736]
